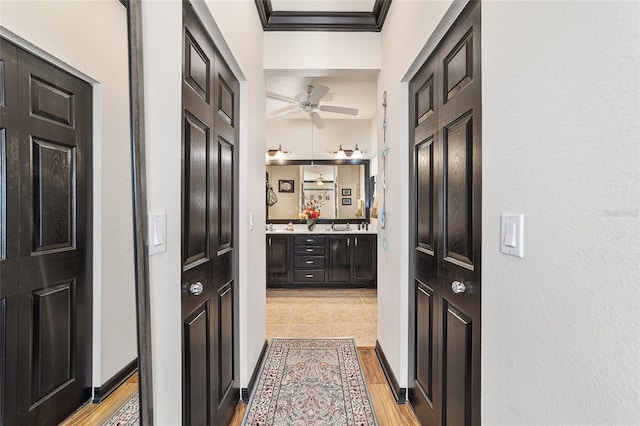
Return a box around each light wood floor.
[61,373,139,425]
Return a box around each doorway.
[0,37,93,425]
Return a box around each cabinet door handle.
[306,260,314,264]
[347,238,350,247]
[269,238,272,247]
[305,274,314,278]
[306,248,314,252]
[306,239,313,242]
[355,237,358,246]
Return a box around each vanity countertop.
[265,227,377,235]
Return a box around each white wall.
[0,0,137,390]
[377,0,453,388]
[267,119,372,159]
[481,2,640,423]
[264,31,381,74]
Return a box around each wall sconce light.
[265,144,289,160]
[351,145,363,159]
[332,145,365,159]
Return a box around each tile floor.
[266,288,377,347]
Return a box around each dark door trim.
[125,1,154,425]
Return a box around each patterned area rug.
[243,338,377,425]
[103,392,139,426]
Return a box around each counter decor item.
[299,200,321,231]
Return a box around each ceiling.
[255,0,391,32]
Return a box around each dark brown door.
[181,5,239,425]
[409,2,481,425]
[0,38,92,425]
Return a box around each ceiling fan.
[267,84,359,129]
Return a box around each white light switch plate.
[501,214,524,258]
[148,212,166,256]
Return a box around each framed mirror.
[266,159,371,223]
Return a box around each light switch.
[501,214,524,258]
[148,213,166,256]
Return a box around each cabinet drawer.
[294,245,325,255]
[293,270,325,282]
[294,235,324,246]
[294,256,324,269]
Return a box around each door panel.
[217,139,233,253]
[182,5,239,425]
[217,282,233,405]
[184,304,210,426]
[415,281,433,402]
[32,139,76,253]
[410,3,481,425]
[443,302,472,426]
[443,112,473,267]
[184,114,210,266]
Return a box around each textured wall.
[481,1,640,423]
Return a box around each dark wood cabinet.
[267,235,291,283]
[328,235,351,282]
[352,235,377,283]
[267,234,376,288]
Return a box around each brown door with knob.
[181,4,239,425]
[0,38,92,425]
[409,2,481,425]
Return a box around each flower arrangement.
[299,200,321,231]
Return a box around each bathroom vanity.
[266,230,377,288]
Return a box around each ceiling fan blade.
[310,111,326,129]
[267,91,298,104]
[270,104,300,116]
[272,108,303,120]
[318,105,359,116]
[308,84,330,105]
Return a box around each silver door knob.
[189,282,204,296]
[451,281,466,294]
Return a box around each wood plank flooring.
[61,373,139,425]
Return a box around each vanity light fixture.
[332,145,365,159]
[265,144,288,160]
[336,145,347,159]
[351,145,363,159]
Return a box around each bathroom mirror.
[266,159,371,223]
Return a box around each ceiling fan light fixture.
[336,145,347,159]
[352,145,363,159]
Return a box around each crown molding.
[255,0,391,32]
